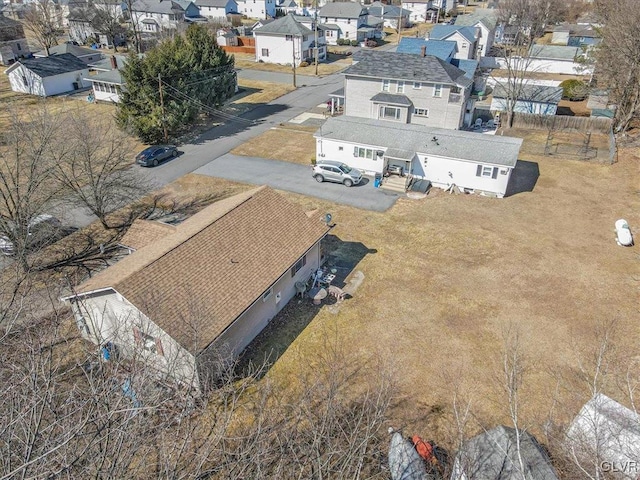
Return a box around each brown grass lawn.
[233,52,352,76]
[171,130,640,447]
[232,78,296,106]
[229,125,317,163]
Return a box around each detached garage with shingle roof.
[62,186,330,390]
[4,53,90,97]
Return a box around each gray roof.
[455,426,559,480]
[131,0,185,14]
[346,50,472,88]
[366,2,410,19]
[253,13,312,36]
[89,53,143,70]
[34,43,101,58]
[529,44,580,61]
[85,68,124,84]
[195,0,232,7]
[315,116,522,168]
[567,394,640,466]
[493,83,563,104]
[453,10,497,30]
[370,92,412,106]
[10,53,87,78]
[318,2,366,19]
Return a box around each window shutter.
[354,146,358,157]
[155,338,164,356]
[476,165,482,177]
[133,327,142,345]
[492,167,498,179]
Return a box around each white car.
[615,219,633,246]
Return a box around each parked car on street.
[312,160,363,187]
[0,215,67,255]
[135,145,178,167]
[615,219,633,246]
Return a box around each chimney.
[110,55,117,70]
[420,45,426,57]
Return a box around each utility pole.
[314,0,318,76]
[158,74,168,144]
[291,37,297,87]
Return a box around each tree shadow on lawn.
[505,160,540,197]
[189,103,290,146]
[235,235,376,379]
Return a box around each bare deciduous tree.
[593,0,640,133]
[22,0,64,55]
[55,110,151,230]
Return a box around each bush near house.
[560,79,588,101]
[350,40,359,46]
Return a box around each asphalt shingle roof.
[347,50,472,88]
[316,116,522,168]
[397,38,457,60]
[131,0,185,15]
[492,83,563,104]
[450,58,477,80]
[12,53,87,78]
[318,2,366,19]
[455,426,559,480]
[196,0,231,7]
[370,92,412,106]
[529,44,580,60]
[253,13,312,36]
[430,25,477,43]
[70,187,330,355]
[85,69,124,84]
[35,43,101,58]
[366,1,410,19]
[453,9,497,30]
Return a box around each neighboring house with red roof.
[62,187,330,390]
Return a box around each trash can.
[374,173,382,188]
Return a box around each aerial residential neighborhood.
[1,0,639,477]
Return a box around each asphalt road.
[195,154,399,212]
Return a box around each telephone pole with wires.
[158,74,168,144]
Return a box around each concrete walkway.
[194,154,400,212]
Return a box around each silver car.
[312,160,363,187]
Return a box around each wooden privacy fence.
[511,112,612,134]
[222,45,255,54]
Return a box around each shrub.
[559,79,588,101]
[336,38,345,45]
[365,39,377,47]
[299,61,309,67]
[350,39,359,46]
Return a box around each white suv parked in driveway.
[312,160,363,187]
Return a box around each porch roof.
[384,148,414,161]
[370,92,412,106]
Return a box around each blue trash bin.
[374,174,382,188]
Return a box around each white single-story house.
[315,116,522,198]
[194,0,237,19]
[490,83,563,116]
[451,426,559,480]
[527,44,592,75]
[85,54,134,103]
[566,394,640,479]
[61,187,330,391]
[5,53,91,97]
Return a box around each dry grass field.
[233,52,352,76]
[169,129,640,448]
[229,124,317,163]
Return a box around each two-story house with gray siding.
[318,2,368,45]
[343,49,472,130]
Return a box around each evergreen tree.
[116,25,236,143]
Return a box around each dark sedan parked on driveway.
[136,145,178,167]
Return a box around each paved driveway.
[194,154,400,212]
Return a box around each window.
[382,79,390,92]
[285,34,293,40]
[413,82,421,89]
[22,75,27,87]
[291,254,306,277]
[397,81,405,93]
[433,84,442,97]
[133,327,164,355]
[338,146,343,151]
[354,146,374,159]
[303,35,308,41]
[347,19,350,24]
[476,165,498,179]
[262,287,272,301]
[414,107,429,117]
[262,48,269,56]
[345,32,349,38]
[17,43,21,51]
[379,105,401,120]
[75,315,90,335]
[462,42,468,48]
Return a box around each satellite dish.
[325,213,332,225]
